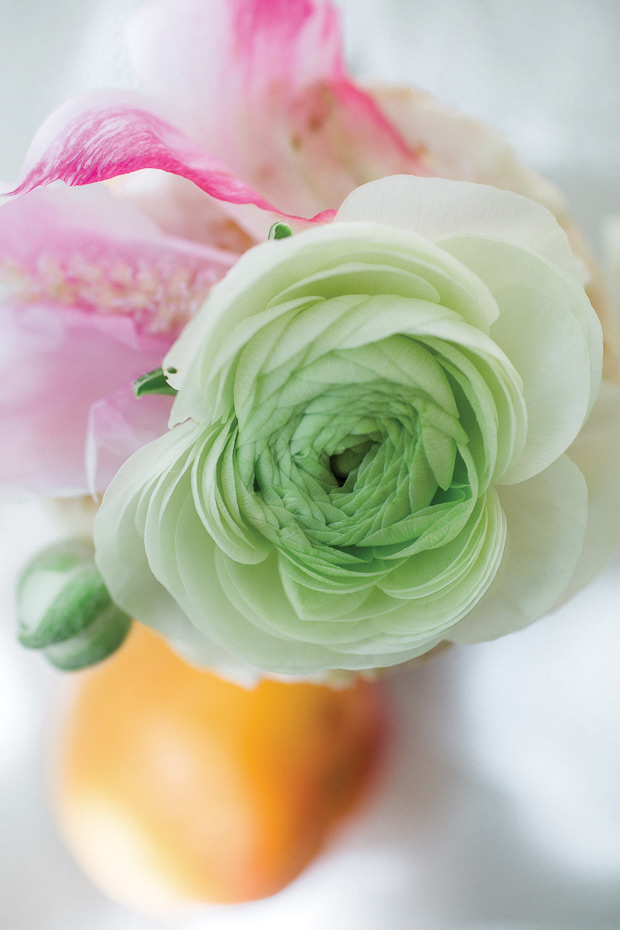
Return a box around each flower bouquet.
[6,0,620,916]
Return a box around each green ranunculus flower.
[94,176,620,680]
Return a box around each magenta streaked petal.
[12,90,331,223]
[127,0,345,141]
[12,90,276,207]
[0,302,171,497]
[86,385,173,496]
[0,185,235,337]
[127,0,430,216]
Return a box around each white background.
[1,2,620,928]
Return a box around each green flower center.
[193,294,513,618]
[188,245,524,633]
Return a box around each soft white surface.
[2,1,620,928]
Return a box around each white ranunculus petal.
[94,425,193,626]
[165,219,502,421]
[443,236,602,417]
[93,424,221,648]
[555,380,620,603]
[449,454,589,644]
[271,261,442,305]
[335,175,583,282]
[485,285,592,483]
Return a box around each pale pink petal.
[0,184,235,338]
[86,385,173,496]
[127,0,430,217]
[13,4,431,225]
[0,185,235,497]
[0,303,170,497]
[127,0,345,137]
[11,89,334,223]
[110,170,259,253]
[367,85,567,211]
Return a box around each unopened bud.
[16,539,131,671]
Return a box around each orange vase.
[51,624,386,915]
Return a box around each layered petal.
[93,423,335,682]
[95,177,608,678]
[335,175,585,286]
[337,177,602,482]
[556,380,620,601]
[164,219,505,421]
[449,455,589,644]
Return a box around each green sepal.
[133,367,178,398]
[42,606,132,671]
[268,222,293,240]
[16,539,132,671]
[17,568,110,649]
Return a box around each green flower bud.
[16,539,131,671]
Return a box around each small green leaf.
[133,367,178,398]
[268,222,293,240]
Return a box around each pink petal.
[86,385,173,496]
[0,303,171,497]
[13,3,430,227]
[127,0,346,141]
[12,90,333,223]
[127,0,431,216]
[0,184,235,497]
[109,170,260,253]
[1,184,235,338]
[367,84,563,202]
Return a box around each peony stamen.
[0,251,219,337]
